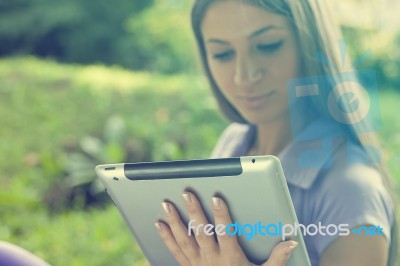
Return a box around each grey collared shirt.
[211,119,394,266]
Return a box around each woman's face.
[201,1,301,124]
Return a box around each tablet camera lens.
[252,159,255,163]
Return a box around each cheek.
[276,44,301,83]
[267,52,300,94]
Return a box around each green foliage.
[376,90,400,187]
[342,26,400,90]
[1,207,148,266]
[59,115,140,209]
[0,0,152,64]
[126,0,196,73]
[0,0,196,73]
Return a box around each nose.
[234,54,263,87]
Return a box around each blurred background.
[0,0,399,265]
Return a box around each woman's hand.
[155,192,298,266]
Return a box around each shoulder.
[316,143,390,202]
[308,142,394,253]
[315,160,392,219]
[210,123,252,158]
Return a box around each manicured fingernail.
[162,202,171,214]
[155,222,162,232]
[212,197,221,209]
[285,241,298,255]
[182,192,192,205]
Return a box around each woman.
[0,0,396,265]
[154,0,397,265]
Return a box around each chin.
[241,113,278,125]
[239,107,287,125]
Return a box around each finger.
[162,202,200,260]
[211,197,241,252]
[155,221,190,266]
[182,192,218,254]
[262,240,298,266]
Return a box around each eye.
[256,40,284,53]
[212,50,234,61]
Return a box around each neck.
[252,115,292,156]
[250,110,315,156]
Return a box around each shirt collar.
[242,118,350,189]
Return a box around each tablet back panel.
[96,156,311,266]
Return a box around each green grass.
[0,56,227,265]
[0,56,227,195]
[378,90,400,182]
[0,56,399,265]
[2,207,146,266]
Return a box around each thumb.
[262,240,298,266]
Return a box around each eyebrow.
[206,24,284,45]
[250,25,283,38]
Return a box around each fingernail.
[155,222,162,232]
[162,202,171,215]
[212,197,221,210]
[182,192,192,205]
[285,241,298,256]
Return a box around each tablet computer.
[95,155,311,266]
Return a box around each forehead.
[201,1,288,40]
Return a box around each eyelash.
[212,40,284,61]
[212,51,234,61]
[257,40,284,53]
